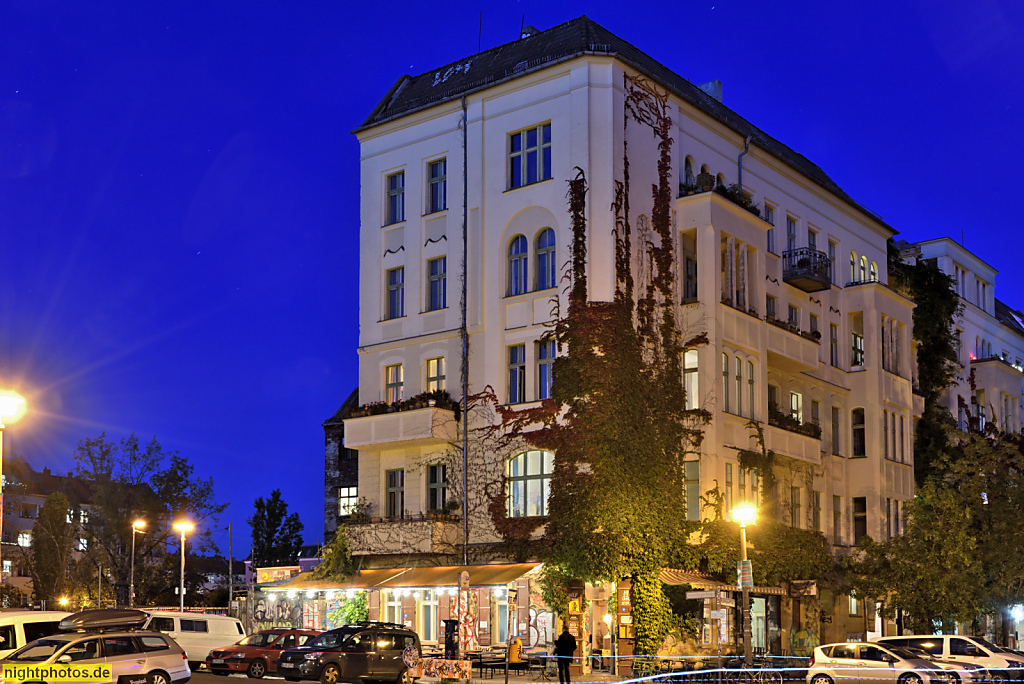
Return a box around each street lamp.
[0,391,26,592]
[172,522,193,611]
[730,503,758,667]
[130,520,146,607]
[59,596,69,607]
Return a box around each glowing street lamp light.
[130,520,146,607]
[0,391,26,589]
[172,522,194,611]
[59,596,69,607]
[730,503,758,667]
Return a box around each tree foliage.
[249,489,304,567]
[310,526,357,581]
[31,492,79,602]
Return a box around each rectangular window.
[811,400,820,428]
[427,159,447,213]
[683,256,698,300]
[684,461,700,521]
[386,267,405,319]
[747,361,755,420]
[812,491,822,532]
[385,171,405,225]
[722,353,731,414]
[768,384,780,413]
[537,340,556,400]
[508,344,526,404]
[808,229,817,252]
[427,257,447,311]
[420,590,439,643]
[830,324,840,367]
[788,305,799,328]
[750,472,759,506]
[427,464,447,511]
[851,332,865,366]
[509,123,552,188]
[385,364,404,404]
[853,496,867,544]
[849,595,860,617]
[725,464,733,514]
[810,314,819,334]
[17,531,30,547]
[337,486,358,516]
[833,495,842,545]
[852,408,866,457]
[886,498,892,539]
[884,410,889,460]
[766,295,777,320]
[684,350,700,410]
[786,216,797,251]
[426,357,445,392]
[765,206,776,253]
[900,415,905,462]
[790,391,802,423]
[893,500,900,534]
[828,240,837,284]
[738,467,746,502]
[735,357,743,418]
[831,406,841,455]
[791,486,801,528]
[385,469,405,519]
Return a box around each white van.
[875,635,1024,679]
[0,611,71,659]
[143,611,245,669]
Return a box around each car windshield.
[307,630,357,649]
[967,637,996,652]
[7,637,75,662]
[240,633,276,647]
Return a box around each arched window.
[536,228,556,290]
[508,235,528,295]
[870,261,878,282]
[684,157,695,186]
[859,256,868,282]
[716,173,727,188]
[852,408,866,457]
[701,164,710,176]
[850,251,857,284]
[506,450,554,517]
[683,349,699,410]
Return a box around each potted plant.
[696,171,715,192]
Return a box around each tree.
[310,526,356,581]
[73,432,228,606]
[31,492,79,602]
[249,489,304,567]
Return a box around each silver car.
[1,629,192,684]
[808,642,958,684]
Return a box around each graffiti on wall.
[252,596,304,632]
[527,580,554,649]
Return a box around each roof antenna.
[478,11,482,53]
[520,13,525,38]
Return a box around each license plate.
[280,663,296,668]
[211,659,225,664]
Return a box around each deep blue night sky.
[1,1,1022,553]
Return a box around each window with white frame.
[383,589,402,624]
[385,469,405,519]
[832,406,840,455]
[808,228,817,252]
[507,344,526,404]
[385,171,405,225]
[507,450,554,517]
[386,267,405,319]
[852,408,866,457]
[338,486,358,516]
[508,235,528,296]
[427,256,447,311]
[790,392,802,423]
[828,240,837,284]
[747,360,755,419]
[17,531,31,547]
[385,364,403,404]
[722,353,731,414]
[427,464,447,512]
[426,357,445,392]
[427,159,447,214]
[420,589,440,642]
[765,205,776,253]
[684,349,699,410]
[786,216,797,251]
[536,228,556,290]
[684,461,700,521]
[537,340,555,400]
[735,357,743,418]
[509,123,552,189]
[791,486,801,528]
[830,324,840,367]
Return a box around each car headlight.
[304,652,324,661]
[229,653,246,659]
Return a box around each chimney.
[698,80,723,103]
[520,25,540,39]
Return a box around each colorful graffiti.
[252,596,304,632]
[458,590,478,652]
[325,597,345,629]
[414,659,473,679]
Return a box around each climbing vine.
[735,419,778,505]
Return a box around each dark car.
[207,629,321,678]
[277,621,420,684]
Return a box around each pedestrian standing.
[554,624,577,684]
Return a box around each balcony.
[344,406,458,452]
[766,318,819,371]
[782,248,832,293]
[346,517,460,556]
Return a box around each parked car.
[808,642,958,684]
[277,621,420,684]
[143,610,246,670]
[206,628,320,678]
[0,611,70,659]
[0,609,191,684]
[875,635,1024,680]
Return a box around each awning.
[659,568,785,596]
[266,563,541,593]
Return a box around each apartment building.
[336,16,916,651]
[905,238,1024,434]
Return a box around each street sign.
[718,597,736,608]
[686,590,718,600]
[709,609,727,621]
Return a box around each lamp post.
[730,504,758,667]
[0,391,26,593]
[172,522,193,611]
[130,520,146,607]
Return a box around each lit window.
[507,450,554,517]
[386,267,405,319]
[508,236,528,296]
[684,350,699,410]
[507,344,526,404]
[536,228,557,290]
[384,364,403,404]
[537,340,555,400]
[385,171,405,225]
[509,124,552,189]
[337,487,358,516]
[870,261,878,282]
[427,159,447,214]
[17,532,30,548]
[427,257,447,311]
[426,357,445,392]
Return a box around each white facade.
[344,20,916,565]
